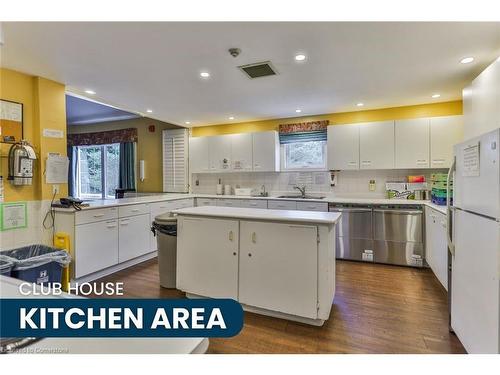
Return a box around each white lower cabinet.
[296,201,328,212]
[268,200,297,210]
[118,214,151,263]
[177,217,239,299]
[425,207,448,290]
[196,198,217,206]
[74,220,119,278]
[239,221,319,319]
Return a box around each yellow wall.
[68,118,180,193]
[0,68,68,202]
[192,100,463,137]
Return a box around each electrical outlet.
[52,184,60,194]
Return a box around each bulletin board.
[0,99,23,143]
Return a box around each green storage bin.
[430,173,448,182]
[431,181,453,189]
[431,188,451,198]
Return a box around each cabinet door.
[239,221,318,319]
[118,214,152,263]
[359,121,395,169]
[196,198,217,206]
[267,200,297,210]
[327,125,359,170]
[208,135,231,172]
[430,116,464,168]
[230,133,253,171]
[177,217,239,299]
[189,137,210,173]
[216,199,246,208]
[75,220,118,278]
[425,207,436,273]
[395,118,430,168]
[252,131,279,172]
[433,211,449,290]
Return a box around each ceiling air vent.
[238,61,277,79]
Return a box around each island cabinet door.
[177,217,239,299]
[239,221,319,319]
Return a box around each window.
[282,140,327,170]
[76,144,120,199]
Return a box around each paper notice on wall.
[462,142,480,177]
[46,154,69,183]
[1,202,27,230]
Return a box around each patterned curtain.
[67,128,138,146]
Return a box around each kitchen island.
[175,206,342,326]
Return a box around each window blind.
[279,130,327,144]
[163,129,189,193]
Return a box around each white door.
[430,116,464,168]
[395,118,430,168]
[230,133,253,171]
[239,221,318,319]
[253,131,279,172]
[451,209,500,353]
[177,217,239,299]
[208,135,231,172]
[75,220,118,278]
[118,214,152,263]
[327,124,359,170]
[359,121,395,169]
[189,137,210,173]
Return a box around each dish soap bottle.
[369,179,376,192]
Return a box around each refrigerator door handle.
[446,157,456,256]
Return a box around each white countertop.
[56,193,447,215]
[175,206,342,225]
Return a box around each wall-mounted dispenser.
[139,160,145,181]
[8,140,37,185]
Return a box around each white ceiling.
[1,22,500,127]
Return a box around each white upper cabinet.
[189,137,210,173]
[252,131,280,172]
[230,133,253,171]
[327,125,359,170]
[430,115,464,168]
[359,121,395,169]
[208,135,232,172]
[395,118,430,168]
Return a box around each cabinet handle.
[252,232,256,243]
[361,160,371,164]
[106,224,117,228]
[93,213,105,218]
[248,253,252,257]
[131,209,140,212]
[229,231,234,241]
[233,252,237,256]
[120,220,130,225]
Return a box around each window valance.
[67,128,138,146]
[278,120,329,144]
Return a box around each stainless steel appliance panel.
[336,237,374,261]
[373,208,423,243]
[329,207,372,239]
[373,240,424,267]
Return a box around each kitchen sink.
[277,195,326,199]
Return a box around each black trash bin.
[1,244,71,284]
[151,213,177,288]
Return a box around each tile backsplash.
[191,169,447,198]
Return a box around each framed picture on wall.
[0,99,23,143]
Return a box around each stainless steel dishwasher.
[372,205,424,267]
[328,204,373,261]
[329,203,424,267]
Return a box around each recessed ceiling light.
[295,54,306,61]
[460,57,474,64]
[185,121,191,125]
[432,94,441,98]
[146,109,153,113]
[229,116,235,120]
[84,89,96,95]
[200,72,210,78]
[295,109,302,113]
[356,102,364,107]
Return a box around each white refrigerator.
[448,128,500,353]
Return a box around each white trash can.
[152,213,178,288]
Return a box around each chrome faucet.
[260,184,268,197]
[294,185,307,198]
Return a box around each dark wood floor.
[93,259,465,354]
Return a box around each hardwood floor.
[93,259,465,354]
